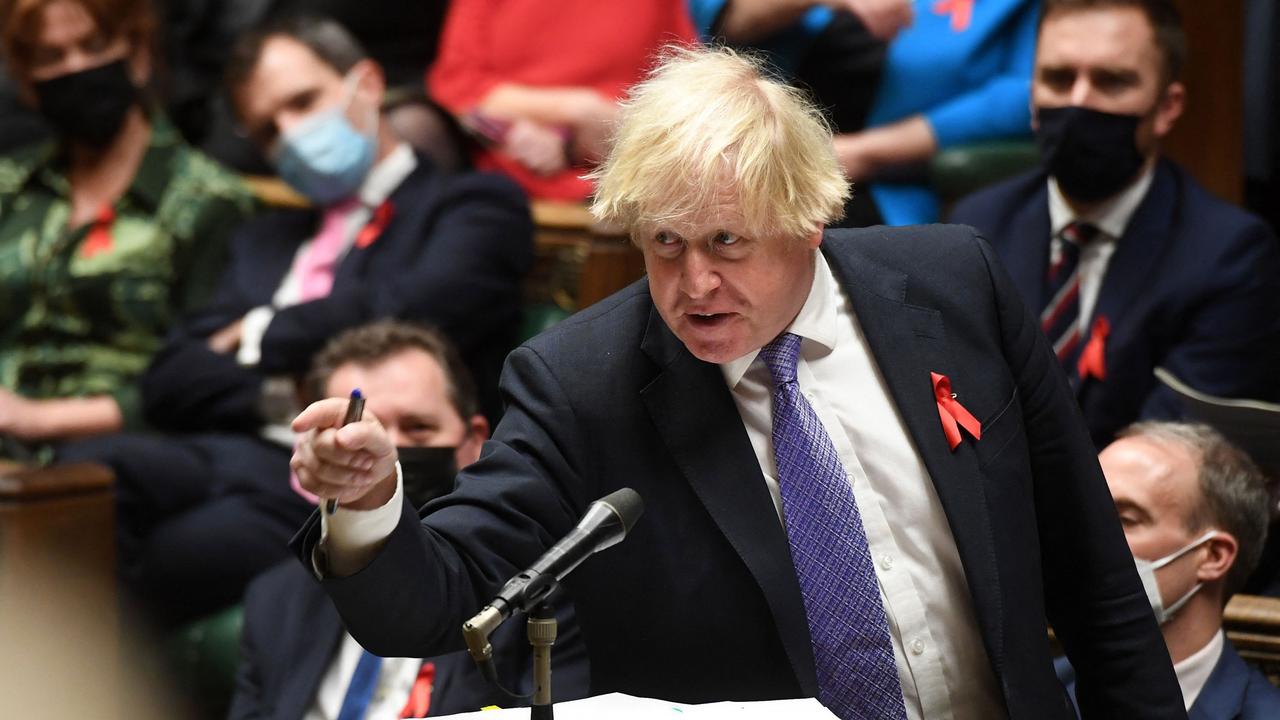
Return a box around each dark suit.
[230,561,589,719]
[143,157,533,427]
[1057,640,1280,719]
[61,157,532,626]
[296,226,1184,717]
[950,159,1280,447]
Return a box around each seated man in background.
[950,0,1280,448]
[1058,421,1280,717]
[58,14,532,627]
[0,0,253,463]
[232,321,588,719]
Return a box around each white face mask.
[1133,529,1217,624]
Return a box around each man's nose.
[1069,77,1096,107]
[678,249,721,299]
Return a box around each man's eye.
[655,231,676,245]
[713,231,740,246]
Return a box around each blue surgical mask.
[1133,529,1217,625]
[272,72,376,205]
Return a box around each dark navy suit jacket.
[230,560,589,719]
[141,158,533,427]
[950,159,1280,447]
[295,226,1184,718]
[1057,640,1280,720]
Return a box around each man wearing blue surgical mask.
[1057,421,1280,717]
[55,14,533,628]
[951,0,1280,449]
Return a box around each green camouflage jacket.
[0,114,254,438]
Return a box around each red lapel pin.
[931,372,982,451]
[1077,315,1110,382]
[80,205,116,259]
[355,200,394,249]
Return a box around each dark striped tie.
[1040,221,1099,376]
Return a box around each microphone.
[463,488,644,679]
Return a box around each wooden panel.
[530,201,645,311]
[0,463,117,650]
[1164,0,1244,203]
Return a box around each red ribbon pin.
[1077,315,1110,382]
[932,372,982,451]
[355,200,394,249]
[933,0,974,31]
[399,661,435,718]
[80,205,115,259]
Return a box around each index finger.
[292,397,357,433]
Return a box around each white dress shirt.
[1046,164,1155,332]
[324,253,1008,718]
[305,633,423,720]
[1172,630,1225,711]
[720,252,1005,720]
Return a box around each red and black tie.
[1040,221,1100,375]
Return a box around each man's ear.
[455,414,490,468]
[1196,531,1238,585]
[805,225,825,250]
[1153,81,1185,139]
[351,58,386,107]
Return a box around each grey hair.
[1119,421,1272,598]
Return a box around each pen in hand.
[325,388,365,515]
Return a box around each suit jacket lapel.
[822,241,1006,671]
[1003,180,1054,311]
[1187,640,1249,720]
[278,588,347,720]
[639,307,818,696]
[1085,161,1179,392]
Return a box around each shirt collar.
[1047,161,1156,240]
[720,250,837,388]
[356,142,416,208]
[1173,629,1225,710]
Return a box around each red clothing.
[427,0,697,201]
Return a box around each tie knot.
[759,332,802,386]
[1061,221,1100,247]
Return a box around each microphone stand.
[527,601,557,720]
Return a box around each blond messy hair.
[589,45,850,242]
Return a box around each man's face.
[232,35,379,155]
[640,198,820,364]
[1099,436,1205,604]
[1033,7,1183,157]
[325,348,486,468]
[23,0,145,86]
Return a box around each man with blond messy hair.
[289,46,1183,719]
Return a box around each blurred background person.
[232,320,589,719]
[951,0,1280,449]
[56,14,533,628]
[1057,421,1280,717]
[0,0,254,464]
[425,0,697,202]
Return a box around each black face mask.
[1035,105,1146,203]
[398,445,459,510]
[33,59,138,148]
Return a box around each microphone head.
[598,487,644,535]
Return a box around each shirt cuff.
[236,305,275,367]
[314,461,405,578]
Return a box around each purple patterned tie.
[759,332,908,720]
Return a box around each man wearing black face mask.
[951,0,1280,449]
[232,320,587,719]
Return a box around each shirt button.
[910,638,926,655]
[879,555,894,571]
